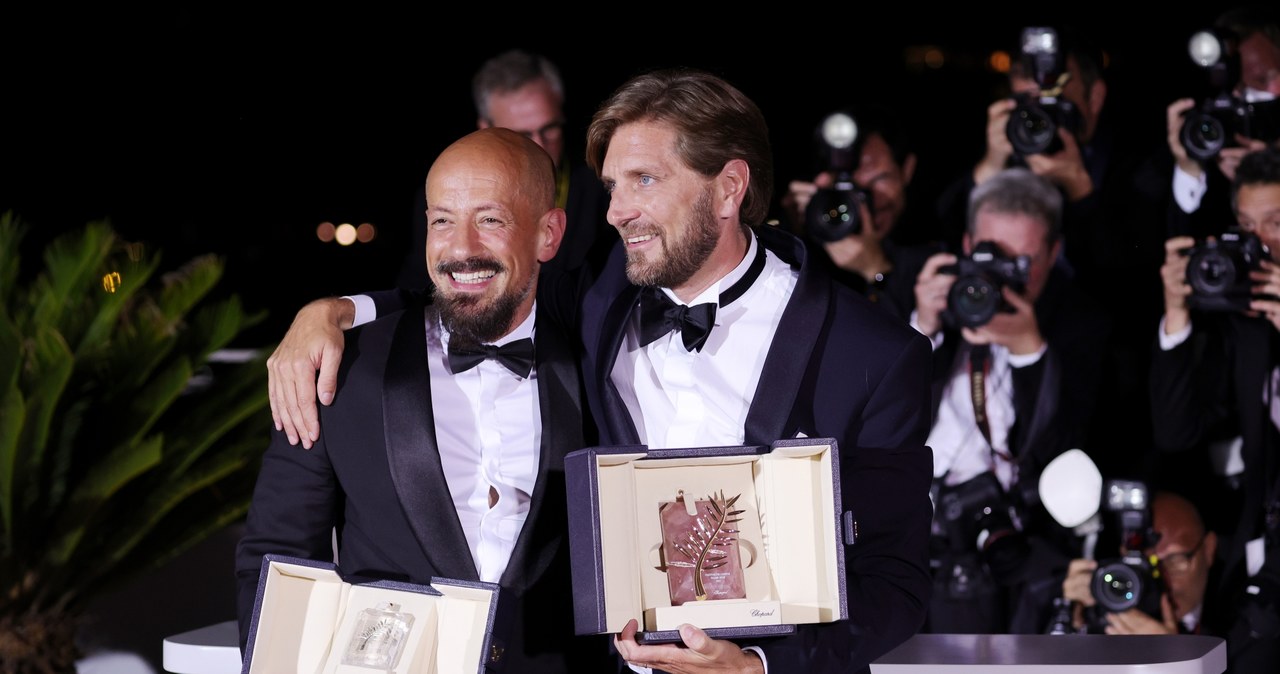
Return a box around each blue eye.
[639,175,655,186]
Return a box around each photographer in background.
[1151,146,1280,673]
[910,168,1111,633]
[780,105,945,320]
[1166,6,1280,243]
[938,26,1168,483]
[1059,491,1218,636]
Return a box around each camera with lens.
[1179,29,1280,163]
[931,473,1029,598]
[940,241,1031,329]
[1086,480,1164,629]
[1005,27,1084,157]
[804,110,870,243]
[1184,228,1269,313]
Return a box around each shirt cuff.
[1008,342,1048,368]
[1172,165,1207,214]
[345,294,376,328]
[1158,316,1192,351]
[627,665,652,674]
[743,645,768,673]
[909,310,945,351]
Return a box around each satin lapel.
[383,302,479,581]
[744,227,829,445]
[598,283,644,445]
[501,310,581,595]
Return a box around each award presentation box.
[565,438,850,644]
[241,555,501,673]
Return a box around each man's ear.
[902,153,918,186]
[537,208,567,263]
[713,159,750,220]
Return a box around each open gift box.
[565,438,849,644]
[241,555,500,673]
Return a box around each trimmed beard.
[432,257,535,347]
[623,187,719,288]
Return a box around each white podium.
[162,620,240,674]
[871,634,1227,673]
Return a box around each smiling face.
[853,132,915,241]
[601,120,731,295]
[425,128,563,344]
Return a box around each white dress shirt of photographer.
[910,168,1059,491]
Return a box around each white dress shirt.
[426,305,541,583]
[612,234,798,449]
[911,314,1045,491]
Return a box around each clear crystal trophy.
[342,601,415,670]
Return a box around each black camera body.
[1007,93,1083,157]
[1179,28,1280,162]
[941,241,1031,329]
[1086,480,1164,628]
[1185,229,1269,312]
[934,470,1033,601]
[805,111,871,243]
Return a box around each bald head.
[422,127,566,344]
[429,127,557,213]
[1152,491,1205,548]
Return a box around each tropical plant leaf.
[45,434,164,567]
[0,212,24,308]
[0,388,25,539]
[162,360,269,478]
[14,328,74,528]
[74,252,160,357]
[156,254,223,325]
[28,222,116,342]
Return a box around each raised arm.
[266,297,355,448]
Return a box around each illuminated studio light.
[356,223,376,243]
[989,50,1012,73]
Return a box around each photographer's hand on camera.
[913,252,960,337]
[1161,236,1196,335]
[975,99,1018,185]
[1251,259,1280,330]
[1024,129,1094,201]
[962,286,1045,356]
[1219,138,1271,182]
[1103,596,1179,635]
[781,174,830,231]
[1167,98,1204,180]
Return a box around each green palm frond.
[0,211,272,620]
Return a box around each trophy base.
[646,599,783,631]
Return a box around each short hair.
[967,168,1063,244]
[586,68,774,228]
[1216,5,1280,51]
[1232,146,1280,207]
[845,104,914,169]
[472,49,565,122]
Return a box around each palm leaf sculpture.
[0,212,271,673]
[668,491,744,601]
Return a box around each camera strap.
[969,344,994,447]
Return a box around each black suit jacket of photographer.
[1150,311,1280,672]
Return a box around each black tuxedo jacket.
[235,297,613,672]
[559,225,936,673]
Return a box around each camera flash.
[820,113,858,150]
[1188,31,1222,68]
[1021,27,1057,56]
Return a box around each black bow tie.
[636,237,767,353]
[447,337,535,378]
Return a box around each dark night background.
[0,8,1254,670]
[1,11,1222,349]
